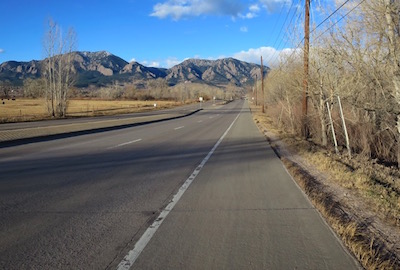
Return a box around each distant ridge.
[0,51,268,88]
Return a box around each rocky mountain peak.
[0,51,268,88]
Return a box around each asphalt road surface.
[0,100,359,269]
[0,102,203,131]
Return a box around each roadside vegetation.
[254,0,400,167]
[252,105,400,270]
[249,1,400,268]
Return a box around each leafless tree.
[43,18,77,117]
[23,78,45,98]
[262,0,400,165]
[0,80,12,99]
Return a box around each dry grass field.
[0,98,181,123]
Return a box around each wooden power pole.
[261,56,265,113]
[302,0,310,138]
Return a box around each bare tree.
[23,78,45,98]
[383,0,400,164]
[43,19,77,117]
[0,80,12,99]
[261,0,400,165]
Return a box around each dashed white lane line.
[209,116,214,119]
[197,120,203,123]
[108,139,142,149]
[174,126,184,130]
[116,111,241,270]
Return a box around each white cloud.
[149,61,161,67]
[240,26,248,32]
[150,0,244,20]
[165,57,182,68]
[150,0,289,20]
[259,0,291,13]
[0,49,4,54]
[239,4,261,18]
[130,58,136,63]
[138,46,301,70]
[233,46,300,67]
[250,4,261,13]
[141,60,161,67]
[239,12,257,19]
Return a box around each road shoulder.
[251,105,400,269]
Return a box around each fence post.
[337,95,351,158]
[326,101,339,154]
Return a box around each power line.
[265,0,303,66]
[263,2,289,66]
[311,0,352,35]
[267,0,365,72]
[270,1,286,37]
[313,0,365,40]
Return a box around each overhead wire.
[265,0,303,66]
[313,0,366,41]
[262,1,288,67]
[267,0,365,73]
[274,0,303,54]
[310,0,352,35]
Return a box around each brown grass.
[0,98,181,123]
[282,158,399,269]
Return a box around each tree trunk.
[320,99,328,146]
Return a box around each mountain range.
[0,51,267,88]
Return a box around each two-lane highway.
[0,100,359,269]
[0,101,241,269]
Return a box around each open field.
[0,98,182,123]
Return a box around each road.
[0,100,359,269]
[0,102,202,131]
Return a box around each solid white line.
[174,126,184,130]
[108,139,142,149]
[116,111,241,270]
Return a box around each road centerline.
[116,111,241,270]
[108,139,142,149]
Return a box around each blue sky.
[0,0,339,68]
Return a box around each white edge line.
[108,139,142,149]
[116,111,241,270]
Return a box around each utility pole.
[303,0,310,138]
[261,56,265,113]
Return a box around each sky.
[0,0,340,68]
